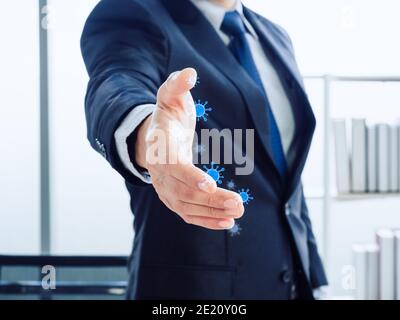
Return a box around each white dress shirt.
[114,0,295,183]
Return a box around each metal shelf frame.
[303,75,400,274]
[0,255,128,298]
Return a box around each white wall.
[0,0,133,256]
[244,0,400,75]
[0,0,40,254]
[47,0,133,255]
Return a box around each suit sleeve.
[80,0,168,186]
[300,187,329,288]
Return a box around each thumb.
[157,68,197,108]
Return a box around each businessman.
[81,0,328,299]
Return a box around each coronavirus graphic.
[226,179,236,190]
[238,188,254,205]
[194,77,201,87]
[195,100,212,122]
[203,162,225,184]
[229,223,242,237]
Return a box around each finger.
[159,194,236,230]
[157,68,197,108]
[176,200,243,219]
[166,68,197,94]
[183,215,235,230]
[169,163,217,194]
[163,175,243,211]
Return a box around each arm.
[81,0,167,185]
[81,0,243,230]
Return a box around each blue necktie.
[221,11,287,177]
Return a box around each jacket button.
[95,138,107,158]
[281,270,292,284]
[284,203,291,216]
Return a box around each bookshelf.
[335,193,400,201]
[303,75,400,277]
[307,192,400,201]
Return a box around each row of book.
[352,228,400,300]
[333,119,400,194]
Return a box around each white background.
[0,0,399,296]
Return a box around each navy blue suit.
[81,0,328,299]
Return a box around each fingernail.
[219,220,235,229]
[186,74,197,87]
[224,198,240,209]
[168,71,180,82]
[198,176,216,193]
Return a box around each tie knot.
[221,11,246,37]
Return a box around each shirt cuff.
[114,104,156,184]
[313,285,330,300]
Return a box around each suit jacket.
[81,0,328,299]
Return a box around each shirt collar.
[190,0,258,38]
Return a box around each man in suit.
[81,0,328,299]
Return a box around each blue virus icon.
[203,162,225,184]
[226,179,236,190]
[238,188,254,205]
[229,223,242,237]
[195,100,212,122]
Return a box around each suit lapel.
[243,8,305,92]
[162,0,285,179]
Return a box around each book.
[351,119,367,192]
[395,230,400,300]
[389,126,399,192]
[367,125,378,192]
[352,244,368,300]
[377,124,390,193]
[376,228,395,299]
[333,119,351,194]
[366,244,379,300]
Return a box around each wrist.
[135,114,153,169]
